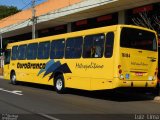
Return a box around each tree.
[0,5,21,20]
[132,12,160,38]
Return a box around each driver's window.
[5,49,11,65]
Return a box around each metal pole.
[158,80,160,96]
[32,0,36,39]
[0,32,3,68]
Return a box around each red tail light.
[119,70,122,74]
[118,65,121,69]
[118,65,122,74]
[155,68,158,75]
[155,72,157,76]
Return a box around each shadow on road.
[16,81,156,102]
[68,88,157,102]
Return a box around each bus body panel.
[8,60,53,85]
[4,65,10,80]
[61,57,114,90]
[120,49,157,81]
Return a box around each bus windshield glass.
[120,27,157,51]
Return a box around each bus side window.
[18,45,27,60]
[11,46,18,60]
[27,43,38,60]
[83,34,104,58]
[65,37,83,59]
[38,41,50,59]
[50,39,65,59]
[5,49,11,65]
[105,32,114,58]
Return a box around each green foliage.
[0,5,21,19]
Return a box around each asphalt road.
[0,78,160,120]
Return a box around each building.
[0,0,159,44]
[0,0,159,75]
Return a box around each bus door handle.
[138,51,142,53]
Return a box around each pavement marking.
[38,113,61,120]
[0,88,23,96]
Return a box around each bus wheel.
[54,75,66,94]
[10,72,17,85]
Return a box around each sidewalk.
[154,83,160,102]
[0,75,3,79]
[154,96,160,102]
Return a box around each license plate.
[135,72,143,76]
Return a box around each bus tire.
[10,71,17,85]
[54,75,66,94]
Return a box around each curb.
[0,76,4,79]
[154,96,160,102]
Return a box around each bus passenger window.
[27,43,38,60]
[83,34,104,58]
[18,45,27,60]
[65,37,83,59]
[11,46,18,60]
[38,41,50,59]
[105,32,114,58]
[50,39,65,59]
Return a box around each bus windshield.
[120,27,157,51]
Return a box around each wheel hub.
[56,79,63,90]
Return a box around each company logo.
[17,62,45,69]
[37,60,71,81]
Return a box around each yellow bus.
[4,25,158,93]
